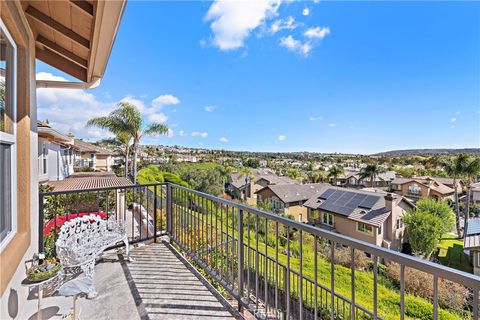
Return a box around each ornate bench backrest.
[56,214,123,267]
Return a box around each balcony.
[36,183,480,320]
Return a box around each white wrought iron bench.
[55,214,131,298]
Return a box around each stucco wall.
[1,2,39,318]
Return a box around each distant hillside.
[373,148,480,157]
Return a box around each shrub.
[319,245,370,271]
[384,263,468,313]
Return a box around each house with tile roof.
[37,121,75,182]
[255,183,330,222]
[391,176,455,201]
[464,218,480,275]
[227,168,296,205]
[304,188,415,251]
[73,138,115,172]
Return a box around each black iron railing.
[39,183,480,320]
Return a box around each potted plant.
[25,253,61,283]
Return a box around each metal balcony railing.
[39,183,480,320]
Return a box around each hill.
[373,148,480,157]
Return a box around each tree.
[442,154,470,236]
[217,165,235,194]
[463,157,480,233]
[328,165,344,185]
[309,170,326,183]
[238,166,254,200]
[287,168,301,181]
[404,198,455,258]
[86,102,169,183]
[359,163,384,187]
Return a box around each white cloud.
[151,94,180,110]
[204,0,282,50]
[278,135,287,141]
[167,128,174,138]
[302,8,310,16]
[450,117,457,123]
[120,96,147,113]
[270,16,297,34]
[205,105,215,112]
[309,116,323,121]
[219,137,228,142]
[178,130,185,136]
[148,113,168,123]
[192,131,208,138]
[36,72,116,140]
[328,123,336,127]
[122,94,180,118]
[279,35,312,56]
[304,26,330,39]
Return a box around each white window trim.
[0,18,17,253]
[321,212,334,226]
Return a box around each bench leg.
[81,261,97,299]
[124,237,134,262]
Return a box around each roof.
[464,219,480,249]
[24,0,126,82]
[257,183,330,203]
[416,176,461,187]
[230,168,295,189]
[37,121,72,144]
[47,172,132,192]
[73,139,113,155]
[304,187,411,227]
[391,177,454,195]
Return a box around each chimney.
[384,193,394,211]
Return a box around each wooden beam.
[70,0,94,16]
[25,6,90,49]
[36,48,87,82]
[36,35,88,69]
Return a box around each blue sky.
[37,1,480,154]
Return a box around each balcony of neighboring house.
[24,183,480,320]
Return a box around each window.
[395,217,404,229]
[0,20,16,250]
[357,222,374,235]
[378,225,382,235]
[478,252,480,268]
[408,184,421,195]
[321,212,334,226]
[42,142,48,174]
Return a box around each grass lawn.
[436,234,472,274]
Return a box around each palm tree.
[86,102,169,183]
[359,163,385,187]
[442,154,470,236]
[116,132,132,178]
[463,157,480,234]
[309,170,326,183]
[328,165,344,186]
[238,166,254,201]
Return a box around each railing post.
[237,208,244,313]
[38,192,45,253]
[153,184,158,243]
[166,183,173,242]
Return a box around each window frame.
[0,18,17,252]
[357,222,374,236]
[321,211,334,226]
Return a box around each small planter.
[25,258,61,283]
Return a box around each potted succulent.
[25,253,61,283]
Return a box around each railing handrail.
[39,182,167,196]
[169,183,480,290]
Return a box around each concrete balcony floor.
[20,242,241,320]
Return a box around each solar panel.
[319,189,335,200]
[327,190,343,202]
[345,193,367,209]
[358,195,380,209]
